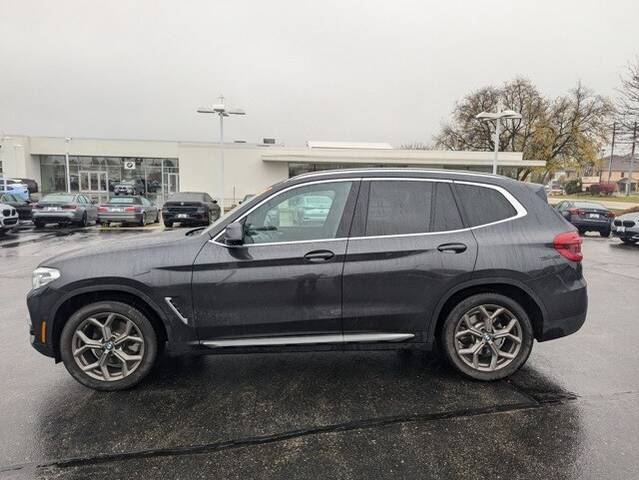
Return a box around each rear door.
[342,178,478,342]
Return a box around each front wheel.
[622,239,638,245]
[440,293,534,381]
[60,301,158,391]
[600,229,611,238]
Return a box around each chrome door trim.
[201,332,415,348]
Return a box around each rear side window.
[454,183,517,227]
[365,181,433,236]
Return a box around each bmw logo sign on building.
[124,160,136,170]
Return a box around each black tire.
[60,301,158,391]
[34,221,45,229]
[154,211,160,223]
[440,293,534,381]
[139,213,146,227]
[578,229,586,235]
[78,212,88,228]
[622,239,638,245]
[164,221,173,228]
[600,229,611,238]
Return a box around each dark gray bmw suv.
[27,169,587,390]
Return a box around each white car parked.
[0,203,19,236]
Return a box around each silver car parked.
[612,210,639,245]
[32,193,98,228]
[98,195,159,226]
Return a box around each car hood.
[616,212,639,222]
[40,229,197,267]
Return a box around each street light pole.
[197,95,246,212]
[65,137,72,193]
[476,102,522,175]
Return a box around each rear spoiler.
[525,183,548,202]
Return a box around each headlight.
[32,267,61,289]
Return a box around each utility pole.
[627,121,637,196]
[607,122,616,182]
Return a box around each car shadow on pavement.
[19,350,583,479]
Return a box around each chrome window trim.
[201,332,415,348]
[210,177,527,247]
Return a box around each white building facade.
[0,135,544,207]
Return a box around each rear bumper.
[32,211,80,223]
[537,277,588,341]
[571,219,611,231]
[98,213,143,223]
[163,211,208,223]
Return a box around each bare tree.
[433,78,614,180]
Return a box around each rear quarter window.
[454,183,517,227]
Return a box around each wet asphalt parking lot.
[1,225,638,479]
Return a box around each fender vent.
[164,297,188,325]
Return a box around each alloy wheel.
[453,304,523,372]
[71,312,145,381]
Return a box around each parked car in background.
[32,193,98,228]
[113,179,145,196]
[0,178,30,201]
[612,210,639,245]
[27,169,588,390]
[0,203,19,236]
[162,192,220,227]
[12,177,39,194]
[98,196,159,226]
[0,193,32,221]
[555,200,613,236]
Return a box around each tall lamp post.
[197,95,246,212]
[476,102,522,175]
[65,137,72,193]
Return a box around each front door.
[192,180,359,343]
[342,179,478,342]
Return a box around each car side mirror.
[212,200,218,204]
[225,221,244,246]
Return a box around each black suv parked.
[27,169,587,390]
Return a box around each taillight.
[554,231,583,262]
[124,206,141,212]
[606,211,615,218]
[568,208,585,216]
[33,203,42,209]
[61,204,77,210]
[98,206,108,212]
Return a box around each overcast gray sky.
[1,0,637,147]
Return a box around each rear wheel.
[60,301,158,391]
[600,229,611,237]
[164,220,173,228]
[34,221,45,229]
[441,293,534,381]
[139,213,146,226]
[78,212,88,228]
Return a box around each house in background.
[596,155,638,193]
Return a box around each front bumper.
[27,287,56,359]
[612,225,639,241]
[1,217,19,230]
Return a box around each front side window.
[454,183,517,227]
[243,181,353,244]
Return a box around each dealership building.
[0,135,544,207]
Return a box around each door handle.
[437,243,467,254]
[304,250,335,263]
